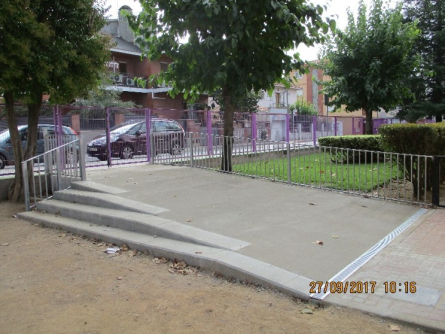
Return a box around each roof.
[109,36,142,56]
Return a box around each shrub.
[379,123,445,155]
[318,135,382,163]
[379,123,445,198]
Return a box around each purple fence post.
[106,107,111,167]
[251,113,257,152]
[334,116,338,136]
[207,110,213,155]
[285,113,290,142]
[312,116,317,146]
[145,108,151,163]
[352,117,355,135]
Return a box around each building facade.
[101,6,207,110]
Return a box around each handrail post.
[252,113,257,153]
[189,132,194,167]
[79,135,87,181]
[145,108,151,163]
[432,156,440,207]
[287,142,291,184]
[22,161,30,211]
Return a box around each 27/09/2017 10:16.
[309,281,417,294]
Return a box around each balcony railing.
[110,73,148,89]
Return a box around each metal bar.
[312,116,317,146]
[106,107,111,167]
[207,111,213,155]
[287,142,291,184]
[23,161,30,211]
[145,108,151,163]
[189,133,194,168]
[79,134,86,181]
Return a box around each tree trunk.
[365,109,373,135]
[4,92,24,202]
[221,86,235,172]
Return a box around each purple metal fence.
[6,103,437,175]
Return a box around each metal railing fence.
[154,134,437,207]
[22,135,86,211]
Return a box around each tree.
[320,0,420,134]
[0,0,110,201]
[72,87,138,108]
[288,99,318,115]
[399,0,445,122]
[210,90,264,113]
[130,0,334,171]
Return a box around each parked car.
[0,124,78,169]
[86,119,185,161]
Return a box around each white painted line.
[310,208,429,300]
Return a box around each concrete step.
[35,200,249,251]
[54,189,167,215]
[71,181,127,195]
[18,210,311,300]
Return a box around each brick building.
[101,6,208,110]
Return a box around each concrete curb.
[34,201,249,251]
[17,210,312,300]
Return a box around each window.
[275,92,281,106]
[154,121,168,132]
[119,62,127,74]
[166,121,182,131]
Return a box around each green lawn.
[233,150,404,192]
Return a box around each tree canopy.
[320,0,420,134]
[131,0,334,170]
[0,0,110,201]
[398,0,445,122]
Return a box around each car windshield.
[0,125,27,142]
[110,123,141,136]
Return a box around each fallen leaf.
[332,235,338,239]
[168,268,175,274]
[12,215,17,218]
[120,244,129,251]
[195,251,202,254]
[389,325,400,331]
[186,219,192,222]
[309,203,315,206]
[1,243,9,246]
[153,257,168,264]
[116,276,123,280]
[301,308,313,314]
[313,240,324,245]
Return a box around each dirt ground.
[0,201,429,334]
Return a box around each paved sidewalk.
[326,209,445,332]
[86,163,444,331]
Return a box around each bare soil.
[0,202,427,334]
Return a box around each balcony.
[106,73,150,93]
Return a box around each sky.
[105,0,398,61]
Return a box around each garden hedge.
[318,135,382,163]
[378,123,445,156]
[318,135,382,151]
[378,122,445,198]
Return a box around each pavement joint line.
[310,208,429,300]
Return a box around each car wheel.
[120,145,134,159]
[169,141,182,155]
[0,154,6,169]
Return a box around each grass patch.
[233,150,404,192]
